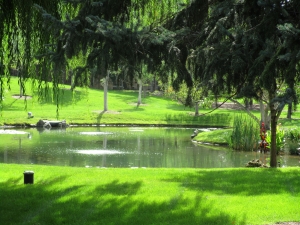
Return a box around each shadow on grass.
[96,110,105,124]
[162,168,300,196]
[122,106,145,113]
[1,104,24,112]
[33,88,86,106]
[112,90,138,102]
[0,175,246,225]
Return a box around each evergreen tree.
[188,0,300,167]
[2,0,300,168]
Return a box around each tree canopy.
[1,0,300,167]
[188,0,300,167]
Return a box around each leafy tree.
[0,0,61,106]
[3,0,300,169]
[33,0,191,111]
[188,0,300,167]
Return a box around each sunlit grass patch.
[1,164,300,225]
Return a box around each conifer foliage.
[1,0,300,167]
[189,0,300,167]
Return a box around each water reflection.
[0,127,299,168]
[71,150,126,155]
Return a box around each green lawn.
[0,77,237,127]
[1,164,300,225]
[2,78,300,225]
[2,77,300,131]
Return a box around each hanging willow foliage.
[0,0,62,111]
[0,0,209,114]
[32,0,195,93]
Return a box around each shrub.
[284,128,300,155]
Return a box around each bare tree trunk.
[137,78,142,106]
[195,101,200,116]
[269,93,284,168]
[101,70,109,111]
[214,95,218,108]
[270,108,278,167]
[260,100,270,129]
[245,98,249,110]
[19,69,23,97]
[287,103,292,119]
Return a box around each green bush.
[284,128,300,155]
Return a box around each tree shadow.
[96,110,105,124]
[112,90,138,102]
[33,88,85,106]
[122,106,145,112]
[95,179,142,195]
[162,168,300,196]
[0,174,247,225]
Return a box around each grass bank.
[1,164,300,225]
[0,78,242,127]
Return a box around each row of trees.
[1,0,300,167]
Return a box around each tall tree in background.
[2,0,300,168]
[187,0,300,167]
[1,0,208,110]
[33,0,189,111]
[162,0,208,106]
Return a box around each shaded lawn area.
[1,164,300,225]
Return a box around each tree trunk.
[195,101,200,116]
[245,98,249,110]
[137,78,142,105]
[19,69,23,97]
[215,95,218,108]
[260,100,270,129]
[287,103,292,119]
[102,71,109,111]
[270,108,278,167]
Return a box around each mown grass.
[2,78,300,130]
[1,163,300,225]
[2,78,300,225]
[0,77,237,127]
[195,129,232,145]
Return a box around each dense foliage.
[1,0,300,167]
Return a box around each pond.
[1,127,299,168]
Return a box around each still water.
[1,127,299,168]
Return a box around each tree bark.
[102,71,109,111]
[260,100,270,129]
[287,103,292,119]
[195,101,200,116]
[137,78,142,106]
[269,108,278,167]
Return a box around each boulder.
[36,119,68,128]
[246,159,268,168]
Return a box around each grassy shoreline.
[0,78,241,127]
[2,78,300,224]
[1,163,300,225]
